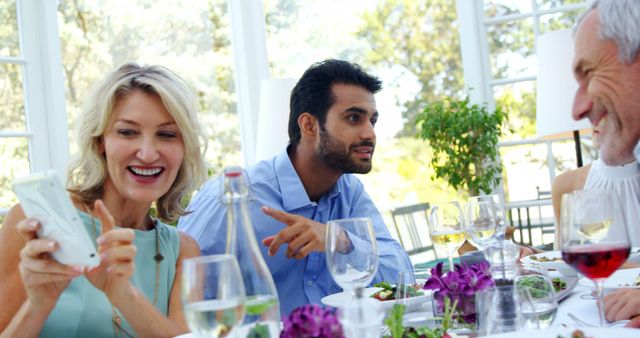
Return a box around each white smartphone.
[12,170,100,268]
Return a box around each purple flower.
[423,262,494,324]
[280,304,344,338]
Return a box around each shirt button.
[306,280,313,286]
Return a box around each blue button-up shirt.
[178,150,412,315]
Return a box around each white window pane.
[0,63,26,131]
[536,0,587,11]
[500,143,550,201]
[0,137,30,209]
[487,18,536,79]
[0,1,19,57]
[539,10,584,34]
[493,81,537,140]
[484,0,531,18]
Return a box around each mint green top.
[39,210,180,338]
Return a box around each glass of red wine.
[560,189,630,327]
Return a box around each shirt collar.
[274,149,314,211]
[273,148,342,211]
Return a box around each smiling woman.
[0,63,208,338]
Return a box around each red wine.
[562,245,630,279]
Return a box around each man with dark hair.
[179,59,412,315]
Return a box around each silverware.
[568,312,630,327]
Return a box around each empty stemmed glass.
[560,189,630,327]
[182,254,246,338]
[469,194,506,240]
[428,201,466,272]
[325,217,378,299]
[465,199,499,251]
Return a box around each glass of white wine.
[465,199,498,251]
[182,254,246,338]
[428,201,466,272]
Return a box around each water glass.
[340,297,383,338]
[465,199,498,250]
[468,194,506,239]
[483,283,524,335]
[182,254,246,338]
[515,268,558,329]
[326,217,378,299]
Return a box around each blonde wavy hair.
[67,62,208,222]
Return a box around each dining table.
[175,270,640,338]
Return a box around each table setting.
[175,190,640,337]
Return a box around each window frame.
[0,0,69,215]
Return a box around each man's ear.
[298,112,318,138]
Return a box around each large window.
[460,0,591,202]
[0,0,69,221]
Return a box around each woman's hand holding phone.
[16,217,85,311]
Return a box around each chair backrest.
[390,202,437,258]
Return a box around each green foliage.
[384,299,456,338]
[385,304,406,338]
[357,0,464,136]
[358,137,460,208]
[416,96,506,196]
[247,323,270,338]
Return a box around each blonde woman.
[0,63,208,338]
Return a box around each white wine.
[185,298,245,338]
[470,228,495,240]
[577,220,611,241]
[430,231,466,253]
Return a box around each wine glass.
[469,194,507,240]
[515,268,558,329]
[182,254,246,338]
[465,199,498,250]
[560,189,630,327]
[325,217,378,299]
[428,201,466,272]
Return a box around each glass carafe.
[223,166,280,337]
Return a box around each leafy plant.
[384,300,456,338]
[416,96,506,196]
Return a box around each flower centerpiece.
[423,261,494,324]
[280,304,344,338]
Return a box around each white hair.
[579,0,640,63]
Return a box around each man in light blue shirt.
[178,59,412,315]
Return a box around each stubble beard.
[317,128,373,174]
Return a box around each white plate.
[521,250,575,276]
[485,327,638,338]
[579,267,640,290]
[320,286,431,312]
[554,275,579,302]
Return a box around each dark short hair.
[288,59,382,147]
